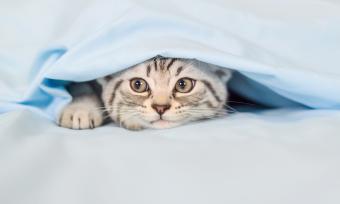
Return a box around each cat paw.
[59,104,103,130]
[121,121,144,131]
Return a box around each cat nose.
[151,104,171,115]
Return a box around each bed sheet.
[0,109,339,204]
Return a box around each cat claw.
[59,105,103,130]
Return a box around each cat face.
[102,58,231,130]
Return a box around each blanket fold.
[1,0,340,120]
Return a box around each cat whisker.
[222,104,239,113]
[189,111,230,115]
[186,108,231,113]
[226,101,256,106]
[185,110,228,116]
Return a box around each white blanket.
[1,109,340,204]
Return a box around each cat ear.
[214,68,233,84]
[96,75,113,87]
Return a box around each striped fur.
[58,57,232,130]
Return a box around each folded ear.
[213,68,233,84]
[96,75,113,88]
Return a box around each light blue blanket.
[1,0,340,120]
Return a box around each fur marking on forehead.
[146,57,192,78]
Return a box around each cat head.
[101,57,232,130]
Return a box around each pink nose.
[151,104,171,115]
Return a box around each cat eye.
[175,78,195,93]
[130,78,149,93]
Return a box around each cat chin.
[148,120,181,129]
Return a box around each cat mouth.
[149,119,181,129]
[150,119,176,128]
[151,119,170,124]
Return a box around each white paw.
[59,104,103,130]
[121,122,144,131]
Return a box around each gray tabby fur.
[58,57,232,130]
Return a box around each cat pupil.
[135,80,141,89]
[178,80,186,89]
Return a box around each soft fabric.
[1,0,340,121]
[1,109,340,204]
[1,1,340,203]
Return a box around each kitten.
[58,57,232,130]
